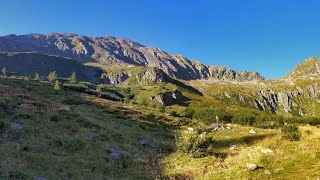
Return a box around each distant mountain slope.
[284,57,320,79]
[0,52,103,83]
[0,33,264,81]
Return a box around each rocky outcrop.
[101,73,129,85]
[101,67,169,85]
[251,83,320,115]
[151,90,186,106]
[0,33,264,81]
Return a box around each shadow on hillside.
[205,133,276,160]
[212,134,276,149]
[85,98,185,178]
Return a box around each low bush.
[182,135,215,158]
[61,97,84,105]
[63,83,89,93]
[282,125,301,141]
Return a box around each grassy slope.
[163,125,320,179]
[1,77,320,179]
[0,77,189,179]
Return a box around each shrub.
[192,108,217,124]
[182,135,215,158]
[282,125,301,141]
[156,104,165,112]
[232,112,256,126]
[61,97,84,105]
[63,83,89,93]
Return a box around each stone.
[261,148,273,154]
[187,127,194,132]
[85,131,100,140]
[264,170,272,175]
[249,129,257,134]
[10,123,23,131]
[133,155,149,164]
[199,132,206,138]
[229,145,236,150]
[246,163,257,170]
[105,148,122,160]
[1,130,8,139]
[139,139,156,153]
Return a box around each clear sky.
[1,0,320,79]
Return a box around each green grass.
[1,76,320,179]
[0,77,181,179]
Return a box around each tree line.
[0,67,77,91]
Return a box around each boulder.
[10,123,23,131]
[264,170,272,175]
[249,129,257,134]
[85,131,100,140]
[133,155,149,164]
[139,139,156,153]
[246,163,257,170]
[199,132,206,138]
[105,148,122,160]
[229,145,237,150]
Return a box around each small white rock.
[246,163,257,170]
[199,132,206,138]
[261,148,273,154]
[264,170,272,175]
[249,129,257,134]
[187,127,194,132]
[229,145,236,150]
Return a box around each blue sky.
[1,0,320,79]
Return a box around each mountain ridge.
[0,33,264,82]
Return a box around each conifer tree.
[34,72,40,81]
[70,72,77,83]
[48,71,57,82]
[54,80,61,91]
[2,67,7,77]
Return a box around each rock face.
[0,33,264,81]
[251,83,320,115]
[101,67,169,85]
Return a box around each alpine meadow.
[1,1,320,180]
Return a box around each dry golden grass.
[163,125,320,180]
